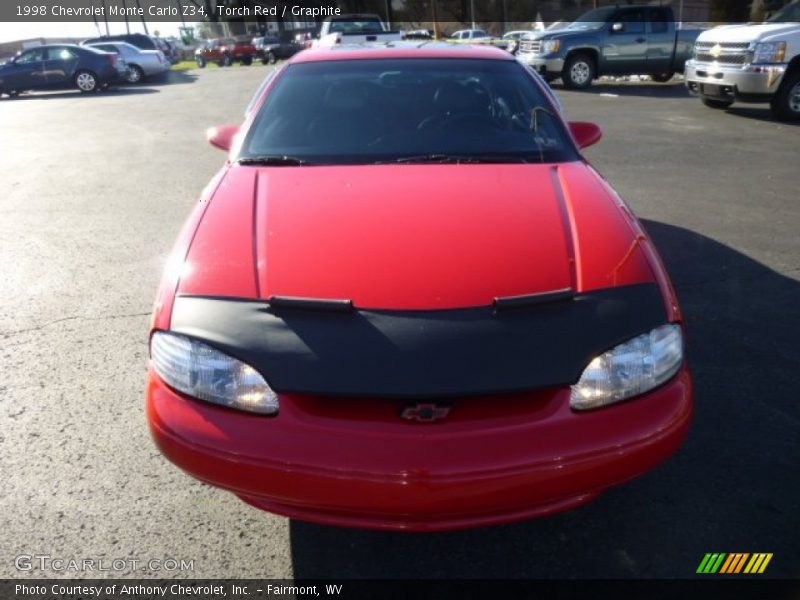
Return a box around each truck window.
[649,9,670,34]
[329,18,384,34]
[616,9,646,35]
[767,1,800,22]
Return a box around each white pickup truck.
[685,0,800,121]
[313,14,403,47]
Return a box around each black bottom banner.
[3,580,800,600]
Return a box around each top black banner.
[0,0,789,23]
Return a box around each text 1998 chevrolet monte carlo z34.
[146,43,692,531]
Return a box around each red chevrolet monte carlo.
[146,43,692,531]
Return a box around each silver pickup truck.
[685,0,800,121]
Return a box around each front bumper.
[685,59,787,101]
[516,53,564,76]
[147,366,692,531]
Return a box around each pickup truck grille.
[518,40,541,54]
[693,41,752,65]
[694,52,750,64]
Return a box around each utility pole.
[134,0,149,34]
[100,0,110,35]
[432,0,439,39]
[122,0,130,33]
[470,0,476,29]
[385,0,392,29]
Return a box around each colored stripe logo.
[697,553,773,574]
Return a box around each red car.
[194,37,255,67]
[147,44,692,531]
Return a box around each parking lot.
[1,64,798,578]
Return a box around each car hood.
[700,23,800,43]
[178,162,655,310]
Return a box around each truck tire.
[701,96,733,110]
[241,56,253,66]
[267,51,277,65]
[196,56,206,68]
[220,54,233,67]
[651,72,674,83]
[770,71,800,122]
[562,53,595,90]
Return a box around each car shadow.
[3,87,159,100]
[153,69,199,86]
[553,80,693,99]
[285,220,800,578]
[724,105,800,126]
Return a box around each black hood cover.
[169,283,667,399]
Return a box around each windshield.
[767,1,800,22]
[567,7,616,30]
[241,58,577,165]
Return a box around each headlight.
[150,331,279,415]
[570,324,683,411]
[541,40,561,55]
[753,41,786,64]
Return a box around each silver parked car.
[84,41,169,83]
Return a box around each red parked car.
[194,37,255,67]
[147,44,692,531]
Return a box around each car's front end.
[515,35,567,78]
[685,24,798,104]
[146,46,692,531]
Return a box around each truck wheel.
[770,71,800,122]
[220,54,233,67]
[267,51,277,65]
[701,96,733,110]
[241,56,253,66]
[196,56,206,68]
[651,72,674,83]
[562,53,595,90]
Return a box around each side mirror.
[569,121,603,149]
[206,125,239,152]
[612,22,625,33]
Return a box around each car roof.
[23,44,93,53]
[289,42,514,64]
[88,41,139,50]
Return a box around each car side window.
[15,49,45,64]
[45,47,76,61]
[617,9,646,34]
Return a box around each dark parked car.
[154,37,180,64]
[252,36,301,65]
[0,44,126,97]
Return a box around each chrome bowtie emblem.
[400,403,452,422]
[710,44,723,58]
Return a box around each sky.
[0,21,186,43]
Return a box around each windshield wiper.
[377,154,528,165]
[238,155,311,166]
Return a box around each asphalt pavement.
[1,66,798,579]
